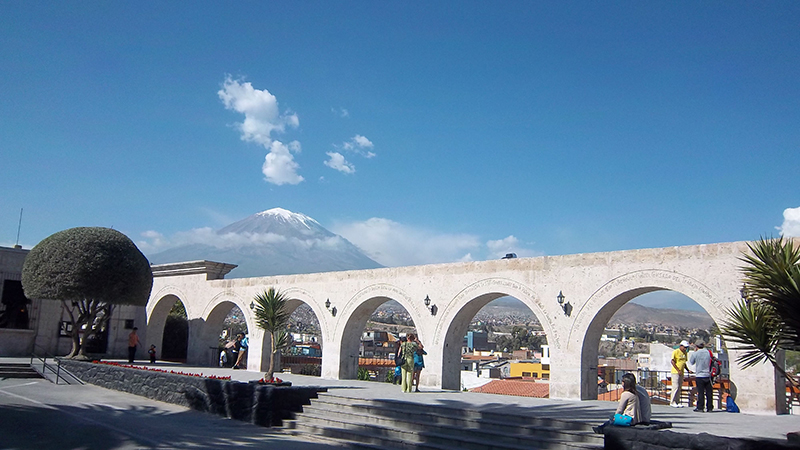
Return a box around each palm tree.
[252,287,293,381]
[721,237,800,387]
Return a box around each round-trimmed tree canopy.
[22,227,153,306]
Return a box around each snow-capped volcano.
[217,208,329,238]
[148,208,382,278]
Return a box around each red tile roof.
[358,358,396,367]
[470,379,550,398]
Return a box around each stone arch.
[188,292,252,367]
[146,290,188,362]
[281,287,329,345]
[573,269,725,400]
[333,284,422,380]
[435,278,554,391]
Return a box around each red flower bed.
[92,360,232,380]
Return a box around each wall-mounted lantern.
[325,298,336,316]
[249,301,255,310]
[557,290,572,317]
[424,295,437,316]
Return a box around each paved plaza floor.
[2,357,799,449]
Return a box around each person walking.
[670,340,691,407]
[400,334,419,393]
[127,327,140,363]
[234,333,248,369]
[412,342,427,392]
[148,345,157,364]
[689,340,714,412]
[393,336,406,385]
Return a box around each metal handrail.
[29,345,83,385]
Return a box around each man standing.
[128,327,140,363]
[670,340,690,407]
[689,340,713,412]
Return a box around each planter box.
[59,359,324,427]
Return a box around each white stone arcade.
[145,241,784,414]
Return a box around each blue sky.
[2,2,799,293]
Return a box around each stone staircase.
[286,392,604,450]
[0,362,43,379]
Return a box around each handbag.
[612,414,633,426]
[394,347,403,366]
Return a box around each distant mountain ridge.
[149,208,382,278]
[479,298,714,329]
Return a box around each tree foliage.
[252,287,292,380]
[494,326,543,353]
[721,237,800,387]
[21,227,153,358]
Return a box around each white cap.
[680,340,690,347]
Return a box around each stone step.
[288,393,603,450]
[292,416,599,450]
[311,393,597,433]
[301,400,600,445]
[0,363,43,379]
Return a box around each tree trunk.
[265,332,276,380]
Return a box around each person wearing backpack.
[688,340,714,412]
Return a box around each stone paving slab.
[10,358,800,444]
[0,359,345,450]
[139,360,800,441]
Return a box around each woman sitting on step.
[593,372,641,434]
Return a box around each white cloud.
[777,207,800,237]
[486,235,542,259]
[324,152,356,174]
[332,107,349,118]
[340,134,376,158]
[138,226,355,258]
[331,218,481,267]
[262,140,304,185]
[218,76,303,185]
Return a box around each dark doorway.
[161,300,188,362]
[0,280,30,329]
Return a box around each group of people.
[126,327,157,364]
[394,334,427,393]
[221,332,249,369]
[595,338,734,434]
[670,339,720,412]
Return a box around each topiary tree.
[252,287,292,381]
[22,227,153,359]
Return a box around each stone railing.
[58,359,325,427]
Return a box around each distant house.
[359,330,397,359]
[509,360,550,380]
[463,330,492,352]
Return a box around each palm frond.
[740,237,800,348]
[720,299,780,369]
[273,328,292,352]
[252,287,291,333]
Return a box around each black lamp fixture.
[325,298,336,317]
[249,301,255,310]
[557,290,572,317]
[424,295,437,316]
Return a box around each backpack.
[708,349,721,378]
[726,395,740,413]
